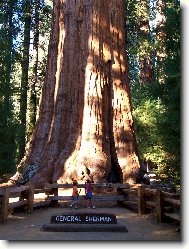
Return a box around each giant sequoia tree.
[10,0,141,188]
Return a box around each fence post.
[0,188,10,223]
[138,185,145,215]
[156,188,163,222]
[27,183,34,213]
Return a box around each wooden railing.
[0,183,180,224]
[0,184,34,223]
[44,183,129,203]
[119,185,180,223]
[0,183,130,223]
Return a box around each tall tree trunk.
[16,0,140,187]
[137,0,154,85]
[156,0,166,84]
[29,0,40,136]
[19,0,32,160]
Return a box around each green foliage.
[131,84,165,165]
[157,0,180,184]
[0,109,17,175]
[130,0,180,185]
[125,0,156,85]
[0,0,52,177]
[0,0,19,176]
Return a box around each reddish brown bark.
[14,0,141,187]
[137,0,154,85]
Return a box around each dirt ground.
[0,204,181,241]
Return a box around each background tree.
[155,0,166,83]
[0,0,52,178]
[28,0,52,137]
[156,0,180,183]
[126,0,180,185]
[0,0,18,176]
[28,0,40,136]
[18,0,32,161]
[137,0,154,85]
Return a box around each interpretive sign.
[41,212,128,232]
[51,213,117,224]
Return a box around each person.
[69,180,80,209]
[85,179,96,209]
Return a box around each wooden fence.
[119,185,180,223]
[0,184,33,223]
[44,183,129,203]
[0,183,180,224]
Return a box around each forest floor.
[0,199,181,241]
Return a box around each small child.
[85,179,96,209]
[69,180,80,209]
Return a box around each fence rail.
[0,183,180,224]
[136,185,180,222]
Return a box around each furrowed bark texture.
[18,0,141,187]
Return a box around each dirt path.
[0,206,180,241]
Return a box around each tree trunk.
[19,0,32,160]
[156,0,166,84]
[137,0,154,85]
[29,0,40,137]
[16,0,141,187]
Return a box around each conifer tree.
[12,0,141,187]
